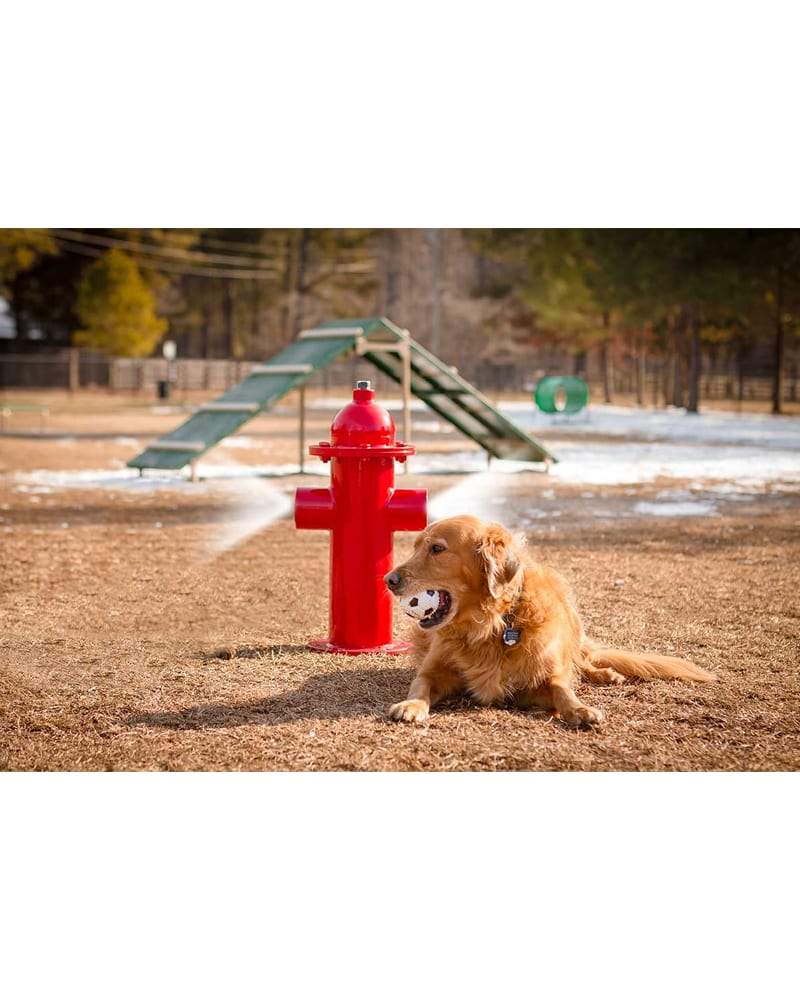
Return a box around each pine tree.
[74,249,167,357]
[0,229,58,292]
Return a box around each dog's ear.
[477,523,521,599]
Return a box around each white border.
[2,775,797,999]
[3,2,799,225]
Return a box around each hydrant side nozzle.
[387,488,428,532]
[294,487,334,530]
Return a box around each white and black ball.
[400,589,442,622]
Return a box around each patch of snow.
[520,509,555,522]
[15,468,148,488]
[411,442,800,487]
[632,499,719,518]
[414,420,452,433]
[217,435,258,449]
[309,397,427,413]
[547,441,800,486]
[504,402,800,450]
[410,452,533,475]
[692,482,761,499]
[10,461,315,492]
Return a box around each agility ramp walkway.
[127,317,556,472]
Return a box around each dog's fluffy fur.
[385,515,715,726]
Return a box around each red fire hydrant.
[295,381,427,654]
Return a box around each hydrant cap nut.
[331,383,396,447]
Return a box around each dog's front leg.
[549,682,604,727]
[534,641,604,727]
[388,655,462,724]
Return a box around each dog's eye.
[430,543,446,555]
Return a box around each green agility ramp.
[128,317,556,471]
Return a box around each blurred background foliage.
[1,228,798,412]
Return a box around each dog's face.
[385,515,522,631]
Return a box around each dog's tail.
[585,644,716,683]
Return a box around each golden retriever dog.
[384,515,715,726]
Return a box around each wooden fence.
[0,348,796,404]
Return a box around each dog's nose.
[384,570,402,593]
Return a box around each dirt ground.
[1,391,799,771]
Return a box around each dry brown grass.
[1,397,799,770]
[2,484,799,770]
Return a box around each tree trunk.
[635,334,646,406]
[293,229,310,337]
[600,311,613,403]
[672,312,685,408]
[662,345,672,408]
[725,347,736,400]
[687,314,701,413]
[280,231,298,342]
[250,280,261,359]
[653,356,661,407]
[737,343,746,410]
[222,279,235,358]
[383,229,401,314]
[772,266,785,415]
[427,228,443,355]
[201,303,212,359]
[13,305,29,340]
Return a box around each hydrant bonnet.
[330,379,395,448]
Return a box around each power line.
[156,228,378,260]
[51,237,283,281]
[49,227,377,268]
[49,229,281,271]
[49,229,377,275]
[52,235,377,282]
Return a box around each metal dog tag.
[502,628,521,646]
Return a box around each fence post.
[68,347,80,393]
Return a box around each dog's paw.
[562,705,604,728]
[591,668,626,686]
[388,699,430,724]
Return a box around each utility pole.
[426,229,442,355]
[772,264,785,415]
[382,230,400,314]
[687,310,701,413]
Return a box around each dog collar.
[501,593,523,647]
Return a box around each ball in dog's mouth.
[399,589,452,629]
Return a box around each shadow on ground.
[127,664,416,730]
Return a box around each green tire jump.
[534,376,589,414]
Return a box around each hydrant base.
[307,637,412,656]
